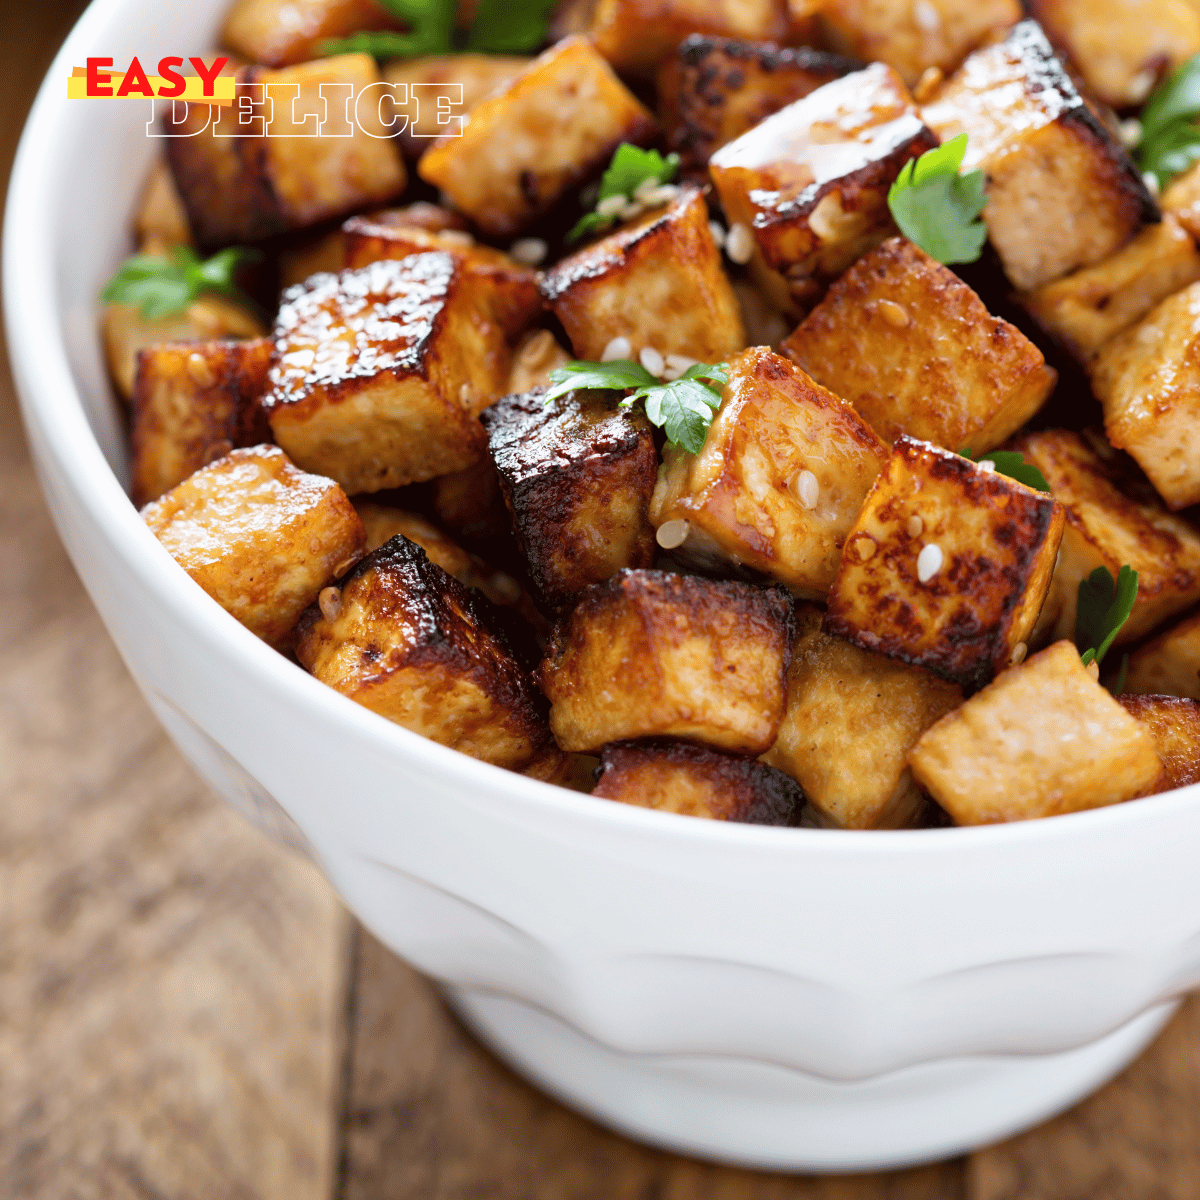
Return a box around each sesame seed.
[906,514,924,538]
[1119,118,1143,150]
[1129,68,1157,104]
[459,382,474,406]
[662,353,698,381]
[1143,171,1161,199]
[1010,642,1028,666]
[596,194,626,217]
[318,586,342,622]
[509,237,547,266]
[639,345,665,377]
[601,336,632,362]
[725,222,754,264]
[656,518,691,549]
[877,300,911,328]
[789,469,820,510]
[1086,659,1101,681]
[186,352,215,387]
[620,200,645,221]
[915,0,940,31]
[848,533,877,563]
[807,192,850,243]
[978,459,996,473]
[632,176,661,202]
[643,184,681,206]
[917,542,944,583]
[333,553,361,577]
[707,222,727,253]
[914,66,944,103]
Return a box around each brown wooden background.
[3,3,1199,1195]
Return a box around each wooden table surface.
[3,4,1198,1197]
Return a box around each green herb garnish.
[1137,52,1200,188]
[1112,652,1131,696]
[887,133,988,265]
[466,0,557,51]
[544,359,728,454]
[960,448,1051,493]
[101,244,262,319]
[566,144,681,243]
[1076,565,1139,668]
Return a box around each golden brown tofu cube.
[909,640,1163,823]
[658,36,857,170]
[1117,695,1200,794]
[1020,217,1200,365]
[220,0,401,67]
[762,606,962,828]
[1027,0,1200,109]
[539,188,745,363]
[594,740,801,824]
[263,253,531,494]
[295,536,546,769]
[650,347,890,599]
[142,445,365,649]
[825,436,1065,689]
[709,63,937,315]
[538,569,796,754]
[418,37,658,239]
[1092,281,1200,511]
[1015,429,1200,644]
[506,329,571,394]
[482,388,658,609]
[783,236,1056,451]
[921,20,1157,291]
[1122,610,1200,701]
[135,160,192,247]
[131,337,273,507]
[166,56,406,246]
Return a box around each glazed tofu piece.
[131,337,273,506]
[482,388,658,609]
[418,37,659,239]
[431,460,512,543]
[1020,217,1200,365]
[539,188,745,364]
[141,445,365,649]
[135,160,192,247]
[1027,0,1200,109]
[538,569,795,754]
[921,20,1157,291]
[1015,430,1200,643]
[657,36,857,170]
[709,63,937,315]
[1092,282,1200,511]
[650,347,889,599]
[814,0,1020,88]
[909,641,1163,823]
[295,537,546,769]
[1117,695,1200,794]
[594,740,801,824]
[825,436,1065,689]
[783,237,1056,452]
[263,253,539,494]
[1122,611,1200,701]
[220,0,401,67]
[762,607,963,829]
[166,55,406,246]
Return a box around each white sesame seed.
[1129,69,1157,104]
[708,220,727,249]
[725,222,754,264]
[1144,171,1161,199]
[877,299,911,328]
[915,0,940,31]
[489,572,522,604]
[906,514,924,538]
[643,184,681,206]
[1010,641,1028,666]
[318,586,342,622]
[620,200,645,221]
[439,229,475,247]
[917,542,944,584]
[601,336,632,362]
[848,533,877,563]
[632,176,661,202]
[639,345,666,377]
[1119,118,1143,150]
[789,469,820,510]
[978,459,997,473]
[459,382,474,407]
[596,194,626,217]
[508,237,547,266]
[656,518,691,549]
[1086,659,1100,681]
[662,353,699,382]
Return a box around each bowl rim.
[5,0,1199,859]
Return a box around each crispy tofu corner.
[1117,694,1200,795]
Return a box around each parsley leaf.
[960,447,1051,493]
[467,0,556,51]
[887,133,988,265]
[1076,565,1139,668]
[101,244,262,320]
[566,144,681,243]
[1136,53,1200,187]
[543,359,728,454]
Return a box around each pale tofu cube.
[650,347,890,599]
[295,536,547,769]
[220,0,401,67]
[538,569,795,754]
[1117,695,1200,794]
[1122,610,1200,701]
[418,37,658,238]
[909,640,1163,823]
[825,436,1065,689]
[921,20,1158,291]
[135,159,192,246]
[539,188,745,363]
[141,444,365,649]
[784,236,1056,451]
[762,606,963,829]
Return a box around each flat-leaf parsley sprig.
[1135,52,1200,188]
[567,144,682,243]
[102,244,262,320]
[887,133,988,265]
[543,359,728,454]
[1076,565,1139,668]
[960,447,1050,493]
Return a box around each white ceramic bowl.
[8,0,1200,1173]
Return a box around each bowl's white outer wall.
[8,0,1200,1170]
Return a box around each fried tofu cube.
[658,36,857,169]
[131,337,273,507]
[431,460,512,543]
[1015,430,1200,643]
[1020,217,1200,365]
[1122,610,1200,701]
[135,160,192,247]
[814,0,1020,88]
[166,56,406,246]
[482,388,658,608]
[1092,281,1200,511]
[594,740,801,824]
[220,0,401,67]
[505,329,571,394]
[141,444,365,649]
[1117,695,1200,794]
[921,20,1158,292]
[709,63,937,315]
[295,536,546,769]
[418,37,659,239]
[909,640,1163,823]
[538,569,796,754]
[762,606,963,828]
[1027,0,1200,109]
[825,436,1065,689]
[783,236,1056,451]
[1162,161,1200,243]
[539,188,745,363]
[650,347,890,599]
[263,253,531,494]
